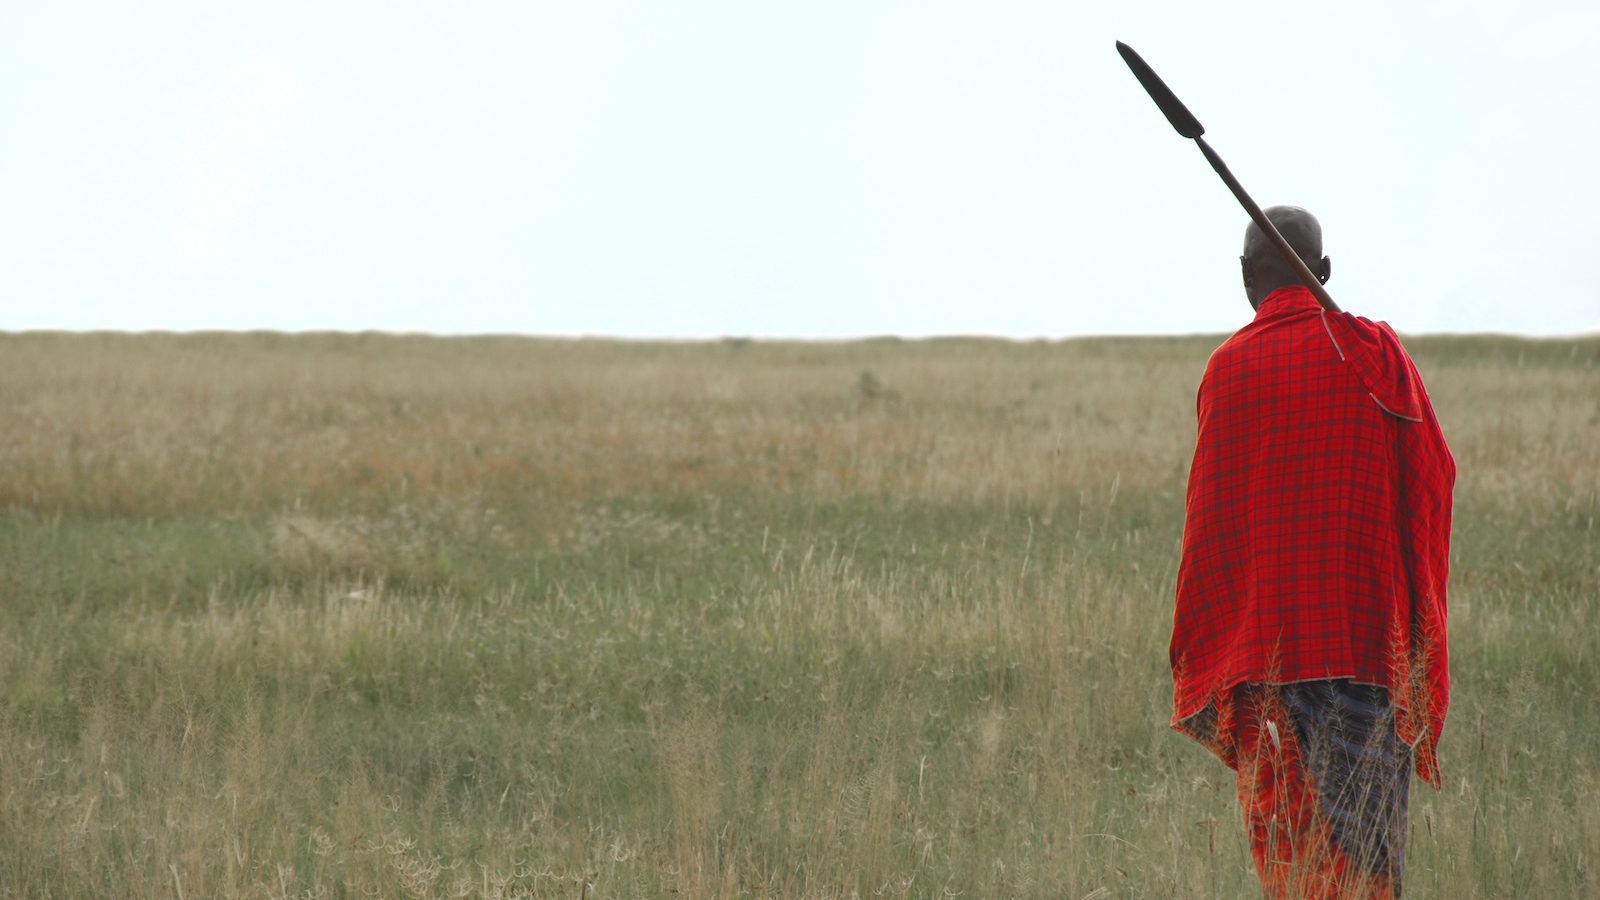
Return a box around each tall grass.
[0,331,1595,897]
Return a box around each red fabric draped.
[1171,286,1455,786]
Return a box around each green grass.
[0,331,1596,897]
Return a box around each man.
[1171,206,1454,898]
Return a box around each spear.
[1115,41,1340,313]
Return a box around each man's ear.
[1316,256,1332,285]
[1240,255,1254,290]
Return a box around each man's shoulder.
[1322,311,1433,422]
[1205,310,1327,372]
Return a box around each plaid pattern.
[1171,286,1455,785]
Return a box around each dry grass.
[0,331,1595,897]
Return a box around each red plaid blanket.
[1171,285,1455,785]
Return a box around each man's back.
[1172,284,1454,784]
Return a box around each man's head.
[1240,205,1330,309]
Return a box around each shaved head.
[1240,205,1330,309]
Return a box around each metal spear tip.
[1115,41,1206,140]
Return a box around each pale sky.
[3,1,1596,337]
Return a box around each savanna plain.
[1,331,1596,898]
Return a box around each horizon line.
[2,327,1597,342]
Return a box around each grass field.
[1,331,1596,898]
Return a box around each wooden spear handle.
[1195,137,1340,313]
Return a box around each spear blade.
[1115,41,1205,139]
